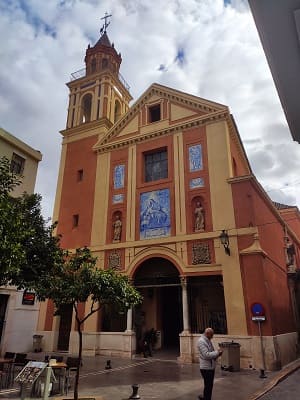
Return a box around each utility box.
[33,334,43,352]
[219,341,241,372]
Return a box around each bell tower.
[65,14,132,131]
[53,15,132,250]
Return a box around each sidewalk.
[0,352,299,400]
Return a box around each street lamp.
[219,229,230,256]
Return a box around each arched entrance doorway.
[133,257,183,354]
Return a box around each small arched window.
[102,58,108,69]
[81,93,92,123]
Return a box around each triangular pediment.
[93,83,229,152]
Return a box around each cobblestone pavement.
[0,352,298,400]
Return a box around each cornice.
[98,84,229,149]
[240,233,267,257]
[60,118,112,138]
[94,109,229,153]
[227,174,254,184]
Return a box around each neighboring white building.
[249,0,300,143]
[0,127,42,354]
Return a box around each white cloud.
[1,0,300,219]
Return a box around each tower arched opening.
[114,99,122,123]
[80,93,92,123]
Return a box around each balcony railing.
[70,67,130,92]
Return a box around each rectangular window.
[149,104,161,123]
[10,153,25,174]
[144,148,168,182]
[73,214,79,228]
[77,169,83,181]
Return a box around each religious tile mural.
[189,144,203,172]
[190,177,204,189]
[112,194,124,204]
[113,164,125,189]
[140,189,171,239]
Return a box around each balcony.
[70,67,130,92]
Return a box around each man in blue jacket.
[197,327,222,400]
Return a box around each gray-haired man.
[197,327,222,400]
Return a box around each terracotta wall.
[233,180,296,335]
[232,180,285,266]
[280,209,300,237]
[57,135,98,248]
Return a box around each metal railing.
[70,67,130,92]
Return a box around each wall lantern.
[219,229,230,256]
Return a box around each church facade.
[37,28,300,370]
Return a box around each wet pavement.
[258,368,300,400]
[0,351,298,400]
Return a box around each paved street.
[258,368,300,400]
[0,351,284,400]
[0,351,299,400]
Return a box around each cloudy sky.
[1,0,300,220]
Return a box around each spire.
[84,12,122,77]
[95,31,112,48]
[95,12,113,47]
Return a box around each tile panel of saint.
[189,144,203,171]
[140,189,171,239]
[114,164,125,189]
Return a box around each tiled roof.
[273,201,295,210]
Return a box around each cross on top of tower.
[100,12,112,35]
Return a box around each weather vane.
[100,12,112,35]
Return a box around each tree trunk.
[74,322,83,400]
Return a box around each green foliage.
[35,246,142,400]
[36,247,142,318]
[0,156,22,195]
[0,156,62,287]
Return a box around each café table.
[50,362,67,395]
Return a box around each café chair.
[12,353,28,380]
[0,352,15,387]
[4,352,15,360]
[0,370,9,389]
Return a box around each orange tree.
[35,247,142,400]
[0,156,62,288]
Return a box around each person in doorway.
[197,327,222,400]
[142,329,156,357]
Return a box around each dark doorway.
[189,275,227,334]
[133,257,181,352]
[0,295,9,345]
[57,304,73,351]
[161,286,182,348]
